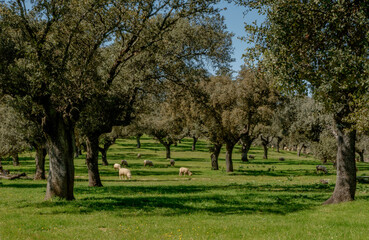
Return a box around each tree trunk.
[43,111,75,200]
[12,153,19,166]
[276,137,282,153]
[136,134,142,148]
[34,146,47,180]
[225,142,235,172]
[262,144,268,159]
[99,147,108,166]
[74,146,80,158]
[298,144,305,157]
[324,123,356,204]
[211,144,222,170]
[241,135,255,162]
[85,136,103,187]
[192,137,198,151]
[356,149,364,162]
[165,144,171,159]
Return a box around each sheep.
[169,159,175,167]
[137,153,142,158]
[119,167,132,180]
[121,159,128,166]
[179,167,192,176]
[248,155,255,159]
[113,163,121,170]
[279,157,285,161]
[316,165,328,174]
[320,179,329,184]
[144,160,153,167]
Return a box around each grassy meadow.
[1,136,369,240]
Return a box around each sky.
[217,1,265,74]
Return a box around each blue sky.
[217,1,265,74]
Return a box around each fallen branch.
[0,173,26,180]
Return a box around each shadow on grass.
[231,169,336,177]
[26,182,333,216]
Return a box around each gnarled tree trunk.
[12,153,19,166]
[324,122,356,204]
[136,133,142,148]
[225,142,235,172]
[260,135,272,160]
[44,110,75,200]
[262,144,268,159]
[210,144,222,170]
[356,149,365,162]
[276,137,282,153]
[241,136,254,162]
[192,137,198,151]
[99,147,108,166]
[298,144,306,157]
[165,144,171,159]
[34,145,47,180]
[86,135,103,187]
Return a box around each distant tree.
[236,67,279,162]
[356,135,369,163]
[0,99,29,166]
[243,0,369,204]
[98,127,121,166]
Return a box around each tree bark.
[262,144,268,159]
[192,137,198,151]
[34,145,47,180]
[165,144,171,159]
[86,136,103,187]
[240,135,255,162]
[356,149,365,162]
[225,142,235,172]
[44,111,75,200]
[74,146,80,158]
[12,153,19,166]
[324,122,356,204]
[136,134,142,148]
[210,144,222,170]
[276,137,282,153]
[298,144,305,157]
[99,147,108,166]
[261,135,272,159]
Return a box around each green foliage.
[242,0,369,126]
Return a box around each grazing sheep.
[316,165,328,174]
[119,167,132,180]
[113,163,121,170]
[144,160,153,167]
[169,159,175,167]
[137,153,142,158]
[179,167,192,176]
[248,155,255,159]
[320,179,329,184]
[121,160,128,166]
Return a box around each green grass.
[1,136,369,240]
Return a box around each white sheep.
[144,160,153,167]
[179,167,192,176]
[119,167,132,180]
[169,159,175,167]
[316,165,328,174]
[137,153,142,158]
[121,159,128,166]
[113,163,121,170]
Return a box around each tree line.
[1,1,369,205]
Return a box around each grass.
[1,136,369,239]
